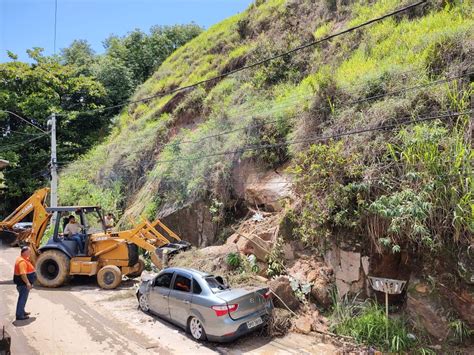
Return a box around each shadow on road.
[12,316,36,327]
[140,309,273,353]
[0,280,13,285]
[33,275,140,292]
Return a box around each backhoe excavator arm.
[0,188,52,251]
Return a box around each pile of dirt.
[168,244,266,287]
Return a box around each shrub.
[288,141,364,246]
[226,252,241,269]
[331,299,416,352]
[370,116,473,251]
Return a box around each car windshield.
[205,276,229,293]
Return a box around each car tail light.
[211,304,238,317]
[263,290,272,300]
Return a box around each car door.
[148,272,174,318]
[168,272,193,327]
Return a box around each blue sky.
[0,0,253,62]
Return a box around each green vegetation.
[226,252,242,269]
[0,24,201,213]
[331,300,416,352]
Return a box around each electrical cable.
[174,71,472,145]
[0,134,48,152]
[153,110,472,164]
[78,1,427,115]
[0,110,47,133]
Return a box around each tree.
[61,39,96,75]
[0,49,107,210]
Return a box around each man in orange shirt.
[13,246,36,320]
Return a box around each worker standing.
[13,246,36,320]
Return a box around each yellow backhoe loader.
[0,188,190,289]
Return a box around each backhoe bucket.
[0,230,18,245]
[150,241,192,268]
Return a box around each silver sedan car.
[136,267,273,342]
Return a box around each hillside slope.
[61,0,472,221]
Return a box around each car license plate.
[247,317,263,329]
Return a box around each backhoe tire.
[36,250,70,288]
[127,258,145,278]
[97,265,122,289]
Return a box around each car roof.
[163,267,211,278]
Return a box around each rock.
[455,289,474,326]
[282,243,295,260]
[235,233,272,261]
[310,310,329,333]
[361,256,370,276]
[307,270,318,282]
[226,230,274,262]
[160,200,217,247]
[287,256,334,308]
[407,295,449,341]
[311,279,332,308]
[293,315,312,334]
[225,233,239,245]
[324,244,364,297]
[244,171,293,212]
[415,283,429,294]
[268,276,300,311]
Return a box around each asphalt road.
[0,245,337,354]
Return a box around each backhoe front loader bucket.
[150,241,192,268]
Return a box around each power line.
[0,134,48,152]
[0,110,47,133]
[154,110,472,164]
[82,1,426,115]
[54,0,58,54]
[1,128,46,137]
[173,71,472,146]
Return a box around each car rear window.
[205,276,229,293]
[192,280,202,294]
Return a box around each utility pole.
[48,113,58,219]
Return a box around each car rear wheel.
[189,317,206,341]
[138,292,150,312]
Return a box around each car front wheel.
[189,316,206,341]
[138,292,150,312]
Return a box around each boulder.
[282,243,295,260]
[407,295,449,341]
[293,315,312,334]
[226,230,274,262]
[236,233,272,261]
[231,159,293,212]
[310,310,329,333]
[324,244,368,297]
[244,172,293,212]
[160,200,217,247]
[287,256,334,308]
[268,276,300,311]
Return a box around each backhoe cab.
[0,188,191,289]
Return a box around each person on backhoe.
[64,215,86,254]
[13,246,36,320]
[104,213,115,230]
